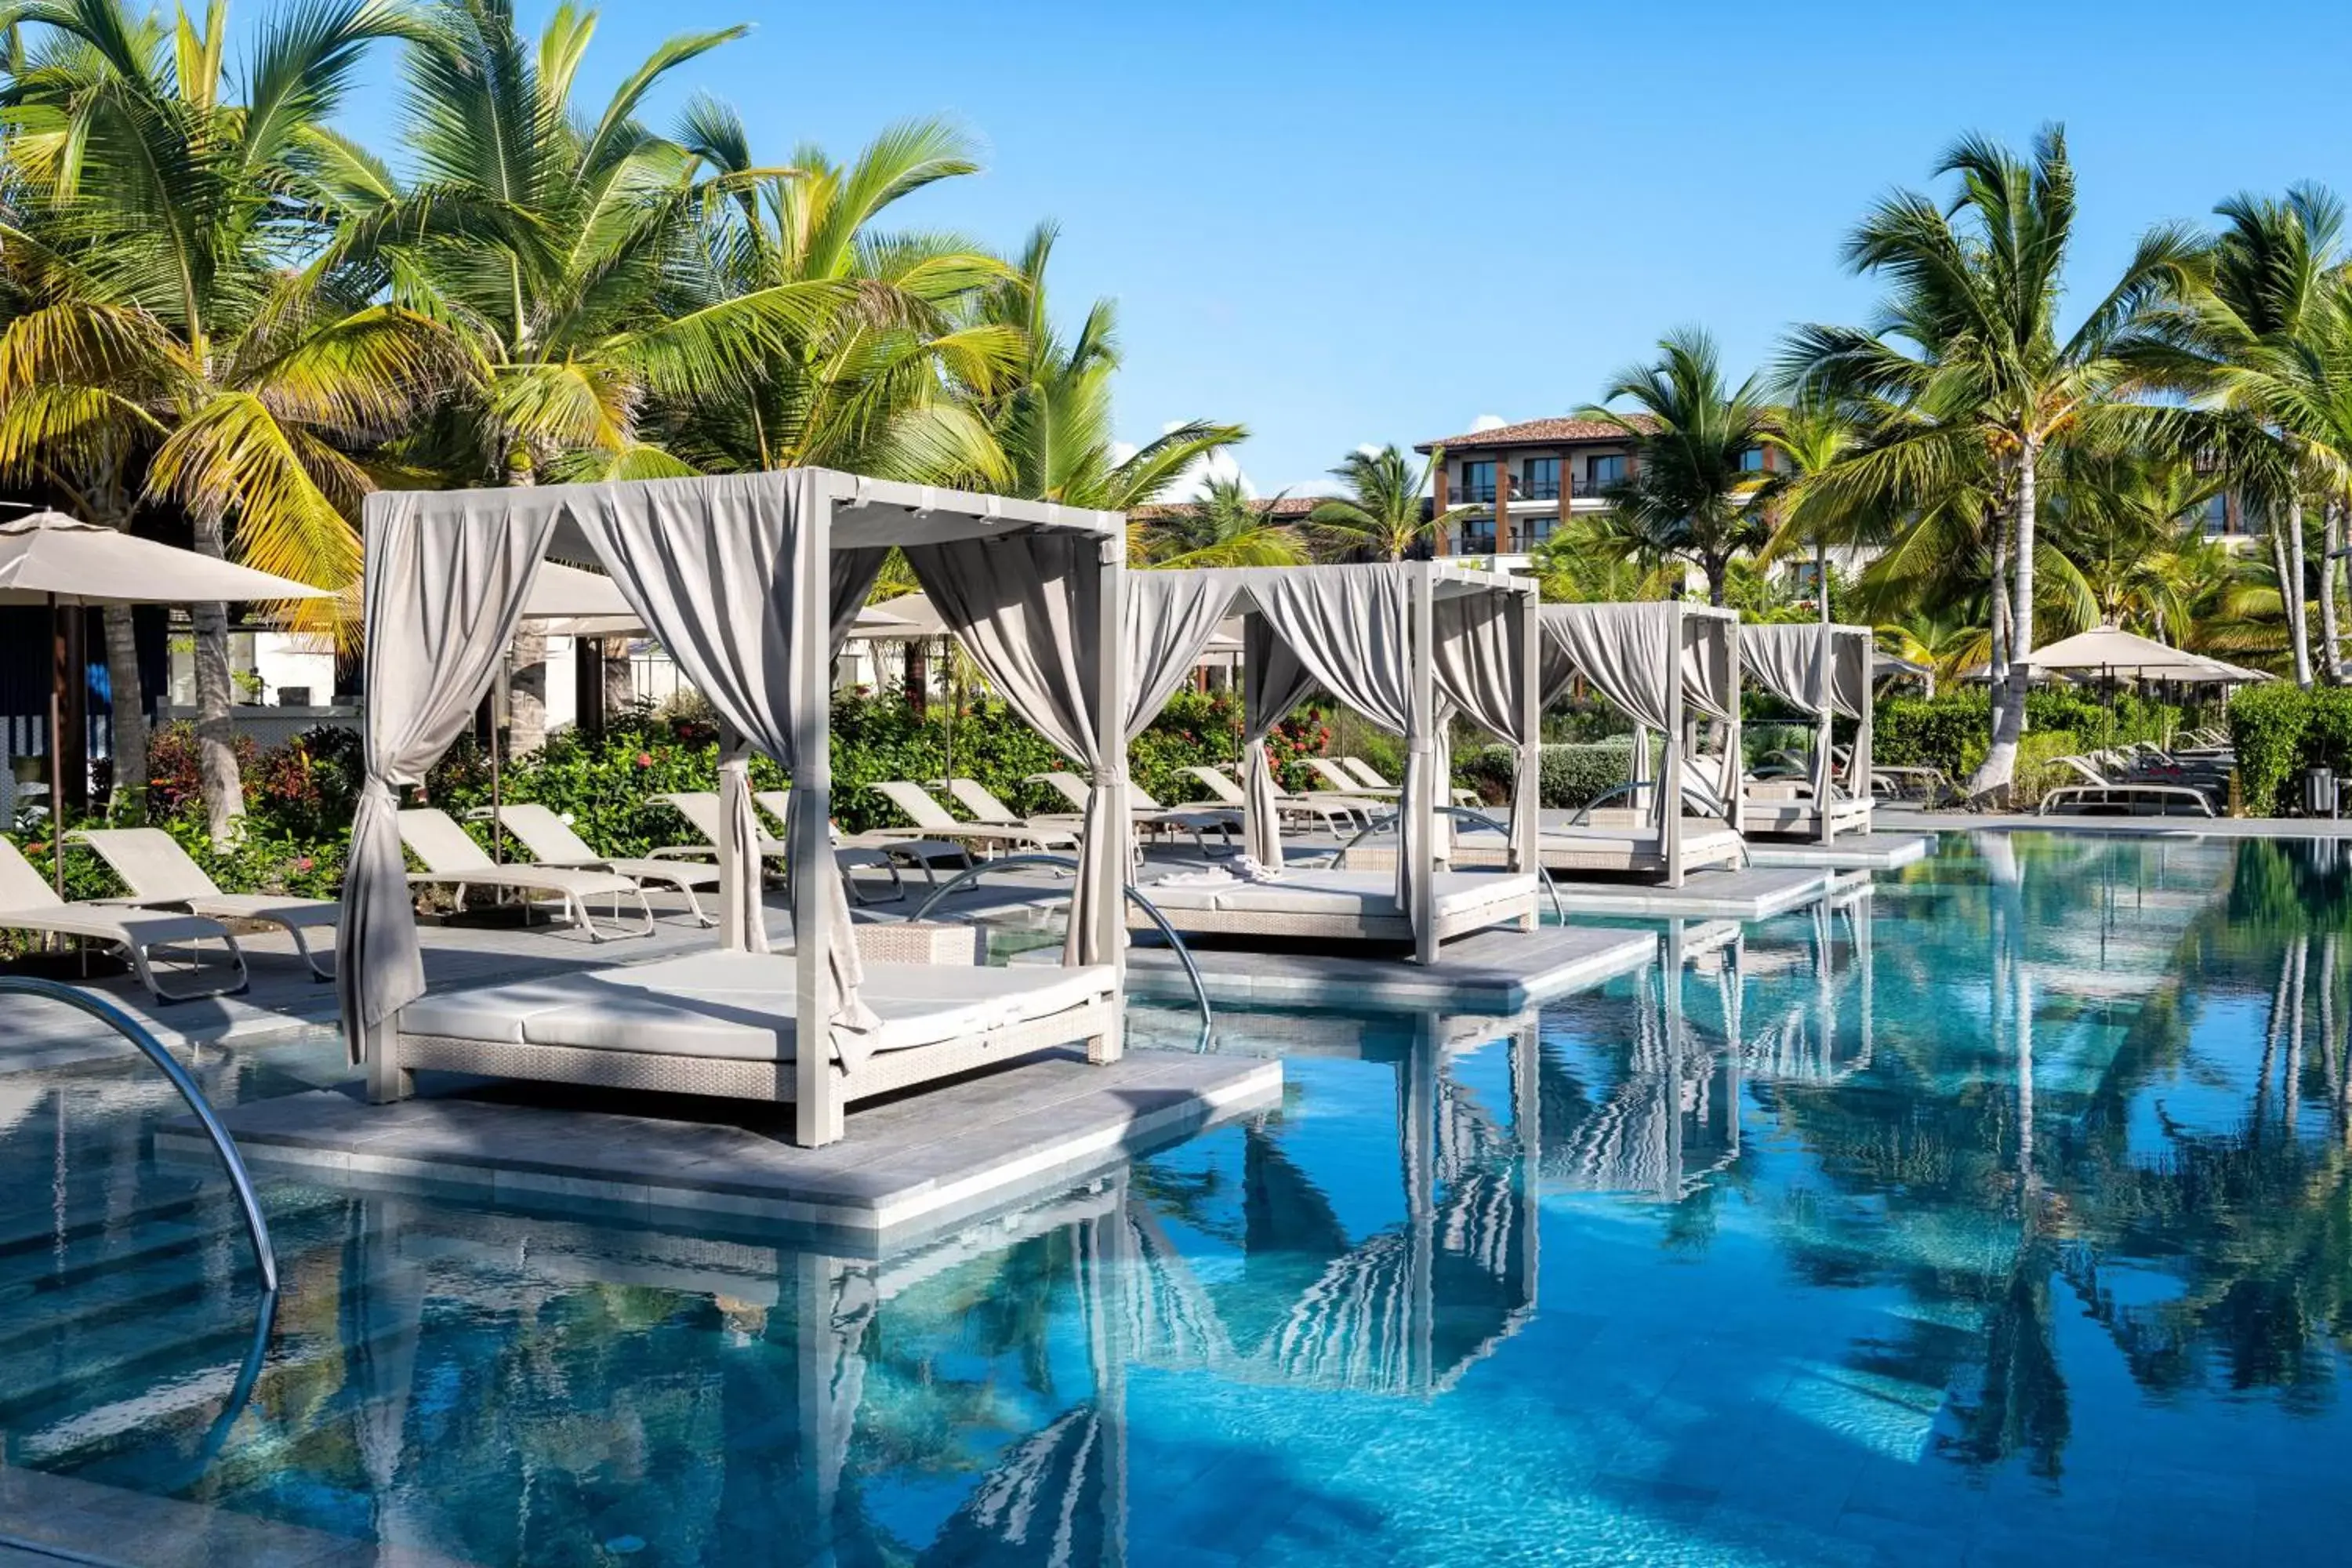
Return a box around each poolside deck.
[1121,921,1657,1011]
[162,1047,1279,1247]
[1545,865,1838,920]
[1744,833,1933,871]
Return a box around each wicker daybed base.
[1131,869,1537,944]
[1740,795,1875,841]
[1448,819,1747,880]
[379,952,1118,1108]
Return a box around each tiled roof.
[1131,495,1334,521]
[1413,414,1658,453]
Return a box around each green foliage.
[1459,742,1640,809]
[2228,684,2352,815]
[1871,691,2194,782]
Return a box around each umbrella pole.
[47,591,65,901]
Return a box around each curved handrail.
[0,978,278,1294]
[904,856,1214,1045]
[1330,804,1567,926]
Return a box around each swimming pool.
[0,831,2347,1565]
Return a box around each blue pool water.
[2,831,2349,1566]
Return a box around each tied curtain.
[1832,631,1872,796]
[1679,617,1741,827]
[903,532,1127,967]
[1744,622,1870,807]
[1432,588,1538,870]
[568,470,884,1061]
[1541,602,1679,825]
[338,489,562,1071]
[1240,615,1316,867]
[1236,566,1422,918]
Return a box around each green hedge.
[2229,685,2352,815]
[1870,689,2197,783]
[1459,742,1642,809]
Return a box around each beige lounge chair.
[73,826,339,981]
[2038,757,2216,818]
[1026,771,1240,851]
[1177,764,1371,838]
[0,837,246,1001]
[750,789,975,902]
[488,804,723,927]
[867,781,1083,856]
[398,808,653,939]
[1336,756,1479,808]
[653,790,791,871]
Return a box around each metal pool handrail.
[906,855,1213,1044]
[1329,804,1567,926]
[0,977,278,1294]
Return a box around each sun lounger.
[386,945,1118,1109]
[1335,756,1479,808]
[488,804,723,927]
[1176,765,1373,838]
[652,792,792,869]
[72,827,338,981]
[937,778,1082,831]
[398,808,654,938]
[1135,865,1537,944]
[749,789,975,902]
[867,781,1082,855]
[0,837,245,1001]
[2038,757,2216,818]
[1025,771,1240,852]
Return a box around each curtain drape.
[1541,604,1678,829]
[1125,572,1236,739]
[339,490,561,1073]
[1678,617,1740,824]
[904,533,1127,966]
[1432,588,1537,869]
[1744,622,1871,806]
[568,470,881,1058]
[1240,614,1316,867]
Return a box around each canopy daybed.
[336,469,1131,1147]
[1455,601,1745,887]
[1740,622,1875,844]
[1125,563,1544,964]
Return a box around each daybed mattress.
[1450,822,1747,868]
[397,950,1113,1061]
[1140,869,1536,919]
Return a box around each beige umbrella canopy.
[0,510,332,892]
[1965,626,2271,687]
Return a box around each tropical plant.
[1754,394,1876,622]
[1134,477,1305,568]
[1307,443,1467,562]
[1526,516,1679,603]
[973,223,1242,510]
[0,0,459,833]
[1781,125,2202,794]
[1581,327,1772,605]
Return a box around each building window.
[1457,514,1497,554]
[1736,446,1766,473]
[1521,456,1560,501]
[1461,460,1496,504]
[2203,492,2230,535]
[1584,454,1626,491]
[1521,512,1557,548]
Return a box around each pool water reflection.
[1,831,2348,1565]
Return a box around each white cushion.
[1146,869,1532,919]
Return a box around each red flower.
[635,751,655,768]
[296,857,315,873]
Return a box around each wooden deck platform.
[1744,833,1934,872]
[1544,866,1837,920]
[1120,922,1657,1011]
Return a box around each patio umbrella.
[0,510,334,892]
[2024,626,2263,684]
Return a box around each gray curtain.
[1542,603,1675,826]
[904,533,1127,966]
[1744,622,1871,806]
[1241,614,1316,867]
[1126,572,1236,738]
[1241,565,1419,913]
[339,490,561,1073]
[1832,630,1872,795]
[568,470,881,1054]
[1432,588,1537,868]
[1679,616,1741,825]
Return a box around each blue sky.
[342,0,2352,497]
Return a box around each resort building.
[1415,415,1673,571]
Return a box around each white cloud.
[1161,446,1254,503]
[1356,442,1383,458]
[1469,413,1507,433]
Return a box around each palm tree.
[1783,126,2201,793]
[1581,327,1771,605]
[1755,395,1875,622]
[1308,444,1467,561]
[975,224,1242,509]
[1526,517,1680,603]
[2162,186,2352,685]
[0,0,457,833]
[1135,477,1306,568]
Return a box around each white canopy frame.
[1740,622,1875,844]
[1538,602,1742,887]
[339,469,1127,1146]
[1129,562,1542,964]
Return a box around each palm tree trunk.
[2321,500,2345,685]
[189,510,245,846]
[100,604,147,822]
[2286,495,2313,688]
[509,626,548,753]
[1970,445,2037,798]
[1817,535,1830,625]
[1706,557,1728,608]
[2270,513,2301,685]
